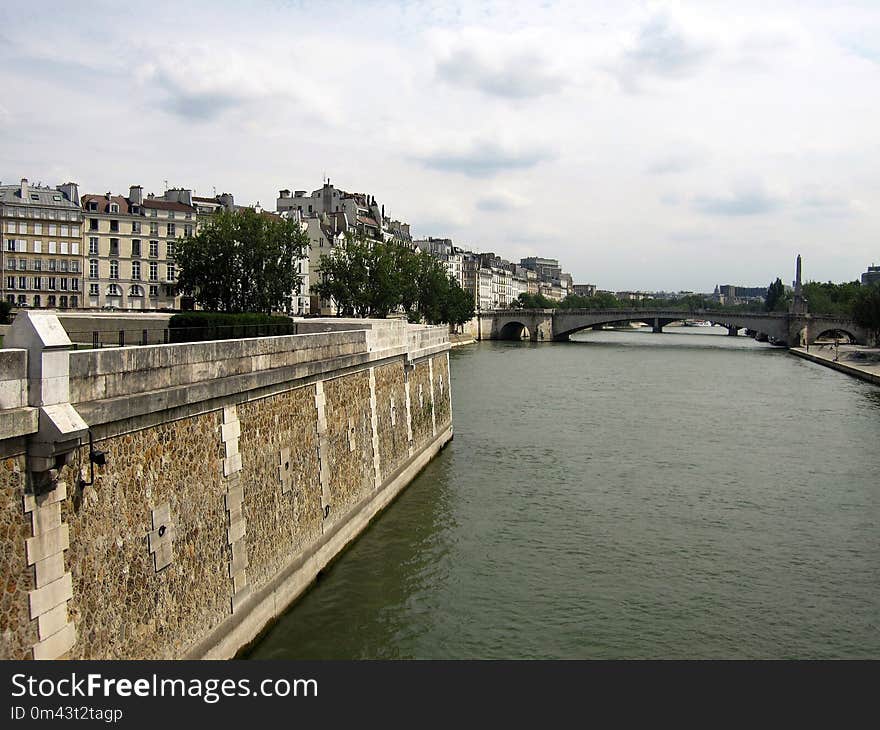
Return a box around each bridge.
[475,308,870,347]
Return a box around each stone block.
[153,542,173,571]
[223,452,242,476]
[224,439,239,459]
[228,516,246,544]
[29,572,73,618]
[32,621,76,661]
[23,480,67,513]
[31,501,62,535]
[221,420,240,442]
[37,603,69,641]
[34,553,66,588]
[231,585,252,614]
[225,485,244,511]
[26,524,70,565]
[232,570,248,594]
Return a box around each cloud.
[693,188,783,216]
[476,190,529,212]
[647,151,702,175]
[435,32,565,98]
[418,138,555,178]
[612,13,712,91]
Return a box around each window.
[71,242,79,255]
[33,294,41,307]
[89,237,99,254]
[5,222,14,233]
[46,295,55,306]
[109,260,119,279]
[150,222,159,236]
[109,203,119,214]
[48,277,56,290]
[5,239,13,252]
[149,285,159,297]
[18,276,27,290]
[33,240,42,253]
[47,259,56,272]
[132,221,141,234]
[33,260,41,271]
[185,212,192,220]
[60,241,69,254]
[166,223,175,237]
[59,295,67,308]
[168,210,175,220]
[60,225,69,237]
[49,224,57,236]
[71,278,79,291]
[149,240,159,257]
[70,295,78,308]
[107,284,121,296]
[131,239,141,257]
[18,294,26,305]
[89,283,99,296]
[34,223,42,235]
[149,261,158,281]
[89,260,99,279]
[60,277,68,291]
[6,276,14,290]
[109,238,119,256]
[184,224,193,238]
[166,240,175,258]
[89,218,98,231]
[166,264,175,281]
[129,284,143,297]
[34,277,42,290]
[87,201,98,212]
[48,241,57,254]
[131,260,141,280]
[71,226,79,237]
[7,259,14,270]
[150,208,157,218]
[60,260,68,272]
[109,220,119,233]
[18,221,27,234]
[70,260,79,273]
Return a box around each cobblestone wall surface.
[432,354,452,431]
[59,412,230,660]
[238,386,322,592]
[0,453,38,660]
[374,363,409,482]
[323,371,375,518]
[409,361,434,448]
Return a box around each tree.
[764,278,789,312]
[176,209,309,313]
[852,283,880,344]
[515,292,559,309]
[313,232,471,324]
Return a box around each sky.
[2,0,879,291]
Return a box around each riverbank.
[450,333,476,347]
[789,344,880,386]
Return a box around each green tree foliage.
[514,292,559,309]
[313,233,473,324]
[176,209,309,313]
[0,300,12,324]
[801,280,861,315]
[852,283,880,343]
[764,278,790,312]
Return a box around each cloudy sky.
[2,0,879,291]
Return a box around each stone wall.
[0,312,452,660]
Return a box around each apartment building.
[1,179,83,309]
[81,186,190,310]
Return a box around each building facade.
[1,179,83,309]
[82,186,189,310]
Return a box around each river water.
[249,326,880,659]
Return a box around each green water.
[249,327,880,659]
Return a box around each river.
[248,326,880,659]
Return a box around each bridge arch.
[498,321,531,340]
[812,327,859,344]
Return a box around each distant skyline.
[2,0,878,291]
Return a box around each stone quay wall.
[0,312,453,660]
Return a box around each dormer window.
[88,201,98,211]
[109,203,119,214]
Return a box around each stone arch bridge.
[476,308,870,347]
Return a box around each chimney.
[219,193,234,210]
[56,182,79,205]
[129,185,143,206]
[20,178,29,200]
[279,189,291,199]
